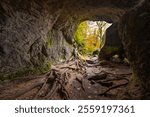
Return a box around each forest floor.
[0,57,142,100]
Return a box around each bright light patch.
[74,20,112,55]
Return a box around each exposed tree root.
[92,72,130,96]
[87,73,107,80]
[0,58,134,100]
[76,77,87,96]
[21,59,86,100]
[98,81,129,96]
[0,77,46,99]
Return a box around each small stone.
[88,96,92,98]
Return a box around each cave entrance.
[74,20,112,60]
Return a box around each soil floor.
[0,58,142,100]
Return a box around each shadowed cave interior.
[0,0,150,99]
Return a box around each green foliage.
[74,21,88,46]
[82,32,100,54]
[74,21,109,55]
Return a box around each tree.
[74,21,110,56]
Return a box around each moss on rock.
[46,31,53,48]
[99,46,120,60]
[0,61,52,81]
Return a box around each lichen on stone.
[46,31,53,48]
[0,61,52,81]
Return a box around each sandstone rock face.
[0,0,74,79]
[99,23,124,60]
[0,0,149,94]
[119,0,150,92]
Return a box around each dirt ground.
[0,58,142,100]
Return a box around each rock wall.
[0,0,74,80]
[119,0,150,93]
[99,23,125,60]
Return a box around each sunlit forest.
[74,21,111,55]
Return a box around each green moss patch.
[46,31,53,48]
[104,46,119,54]
[0,61,52,81]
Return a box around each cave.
[0,0,150,99]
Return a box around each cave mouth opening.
[74,20,112,60]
